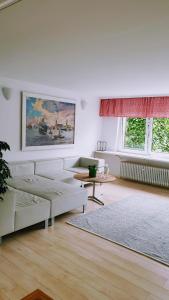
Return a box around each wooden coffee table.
[74,173,116,205]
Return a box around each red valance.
[99,96,169,118]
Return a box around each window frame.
[119,117,148,155]
[119,117,169,157]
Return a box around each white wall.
[0,77,101,161]
[101,117,119,151]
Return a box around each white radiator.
[120,161,169,188]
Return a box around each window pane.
[152,118,169,153]
[124,118,146,151]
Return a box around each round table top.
[74,173,116,183]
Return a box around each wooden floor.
[0,179,169,300]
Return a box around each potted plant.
[0,141,11,200]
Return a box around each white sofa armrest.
[79,157,105,173]
[64,156,105,174]
[63,157,80,169]
[79,157,105,168]
[0,188,16,238]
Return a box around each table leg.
[88,182,104,205]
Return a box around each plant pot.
[88,165,97,178]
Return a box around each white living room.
[0,1,169,299]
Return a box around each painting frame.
[22,91,76,151]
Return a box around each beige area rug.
[67,195,169,266]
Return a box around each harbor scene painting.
[22,92,75,150]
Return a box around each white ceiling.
[0,0,169,96]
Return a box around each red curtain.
[99,96,169,118]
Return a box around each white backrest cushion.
[63,156,80,169]
[35,159,63,174]
[8,161,35,177]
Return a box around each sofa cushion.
[35,159,63,175]
[35,170,80,186]
[63,157,80,169]
[15,189,50,231]
[7,175,86,201]
[7,175,79,199]
[7,175,88,217]
[8,161,34,177]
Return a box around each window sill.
[95,150,169,164]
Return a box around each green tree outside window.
[123,117,169,153]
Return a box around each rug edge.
[67,220,169,267]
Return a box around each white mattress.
[7,175,86,201]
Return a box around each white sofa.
[0,156,104,243]
[34,156,105,183]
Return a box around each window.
[121,117,169,155]
[152,118,169,153]
[123,118,146,151]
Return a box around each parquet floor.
[0,179,169,300]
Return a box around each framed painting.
[22,92,76,151]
